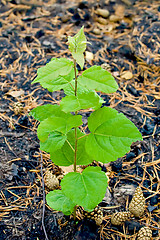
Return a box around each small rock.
[121,71,133,80]
[113,184,136,205]
[61,14,70,23]
[109,15,120,22]
[85,51,94,61]
[126,152,136,161]
[127,85,140,97]
[125,221,141,234]
[78,1,88,9]
[103,188,112,204]
[121,0,132,5]
[18,115,30,127]
[72,12,81,22]
[95,17,108,25]
[152,229,159,237]
[96,8,109,18]
[111,158,122,172]
[150,195,159,206]
[35,30,45,39]
[43,40,51,46]
[147,205,157,212]
[92,28,101,35]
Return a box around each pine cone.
[129,186,145,217]
[111,212,131,225]
[137,226,152,240]
[13,102,23,115]
[45,170,59,190]
[83,206,103,226]
[101,63,111,72]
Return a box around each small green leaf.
[51,129,93,166]
[61,166,108,211]
[78,66,118,93]
[60,91,104,112]
[40,131,67,153]
[68,26,86,54]
[85,107,143,163]
[72,52,84,70]
[32,58,74,92]
[29,104,71,122]
[46,190,75,215]
[37,115,82,142]
[68,26,87,69]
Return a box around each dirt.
[0,0,160,239]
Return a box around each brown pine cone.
[129,186,145,217]
[83,206,103,226]
[101,63,111,72]
[111,211,131,225]
[44,170,59,190]
[13,102,23,115]
[137,226,152,240]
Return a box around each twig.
[4,137,18,158]
[40,150,49,240]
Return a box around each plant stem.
[73,59,78,220]
[73,58,78,173]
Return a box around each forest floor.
[0,0,159,239]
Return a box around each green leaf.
[32,58,74,92]
[68,26,86,54]
[63,80,88,96]
[78,66,118,93]
[50,129,93,166]
[85,107,143,163]
[37,115,82,142]
[60,91,104,112]
[68,26,87,69]
[29,104,71,122]
[40,131,67,153]
[61,166,108,211]
[72,52,84,70]
[46,190,75,215]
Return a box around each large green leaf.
[37,115,82,142]
[29,104,71,122]
[60,91,104,112]
[40,131,67,153]
[61,166,108,211]
[68,26,87,69]
[78,66,118,93]
[32,58,74,92]
[46,190,75,215]
[50,129,93,166]
[85,107,143,163]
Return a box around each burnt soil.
[0,0,160,239]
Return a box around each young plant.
[30,27,142,218]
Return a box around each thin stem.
[66,139,75,152]
[73,58,78,173]
[73,59,78,220]
[77,134,89,140]
[74,59,78,97]
[74,127,78,172]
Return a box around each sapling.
[30,27,142,219]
